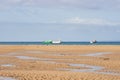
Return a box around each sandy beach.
[0,45,120,80]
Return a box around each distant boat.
[90,40,97,44]
[43,40,61,44]
[43,40,52,44]
[52,40,61,44]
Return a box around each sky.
[0,0,120,41]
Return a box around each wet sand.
[0,45,120,80]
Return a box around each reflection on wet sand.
[0,50,119,76]
[82,52,111,57]
[15,56,40,60]
[13,53,120,75]
[0,76,16,80]
[1,64,15,67]
[59,63,120,75]
[0,46,120,80]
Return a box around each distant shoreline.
[0,42,120,45]
[0,44,120,47]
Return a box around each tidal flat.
[0,45,120,80]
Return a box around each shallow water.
[15,55,120,75]
[15,56,58,61]
[1,64,15,67]
[59,63,120,75]
[15,56,40,60]
[81,52,111,57]
[15,55,72,61]
[59,63,103,72]
[0,76,16,80]
[1,51,119,76]
[69,64,103,72]
[43,61,57,64]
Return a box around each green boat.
[43,40,52,45]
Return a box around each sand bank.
[0,45,120,80]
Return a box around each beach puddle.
[59,63,103,72]
[15,55,119,75]
[97,72,120,75]
[12,54,120,75]
[59,63,120,75]
[15,56,40,60]
[42,61,57,64]
[81,52,111,57]
[69,64,103,72]
[15,56,57,61]
[15,55,72,61]
[1,64,15,67]
[0,76,16,80]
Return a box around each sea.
[0,42,120,45]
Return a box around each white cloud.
[64,17,120,25]
[0,0,120,10]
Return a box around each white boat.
[52,40,61,44]
[90,40,97,44]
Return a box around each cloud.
[0,0,120,10]
[64,17,120,25]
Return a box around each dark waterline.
[0,42,120,45]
